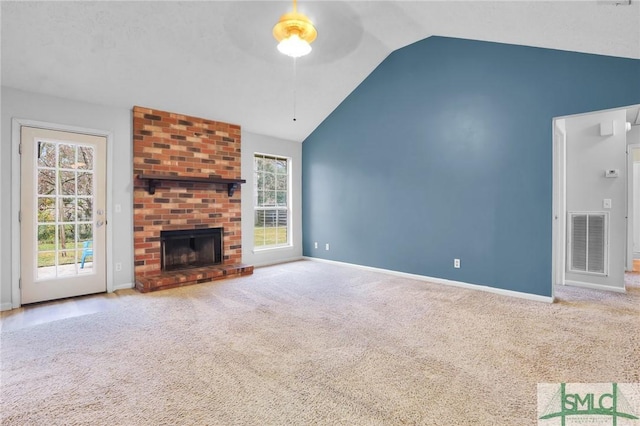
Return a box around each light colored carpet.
[1,260,638,425]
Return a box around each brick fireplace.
[133,106,253,292]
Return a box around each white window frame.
[253,153,291,250]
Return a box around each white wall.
[1,87,134,309]
[1,87,302,309]
[565,109,627,290]
[241,131,302,267]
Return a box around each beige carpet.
[1,260,638,425]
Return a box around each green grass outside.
[38,241,91,268]
[254,226,287,247]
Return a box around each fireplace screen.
[160,228,223,272]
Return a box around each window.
[254,154,290,248]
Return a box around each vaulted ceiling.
[2,1,639,142]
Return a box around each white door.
[20,127,107,304]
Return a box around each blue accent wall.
[302,36,640,297]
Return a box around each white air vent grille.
[568,212,608,275]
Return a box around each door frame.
[552,118,566,293]
[11,118,114,308]
[628,143,640,269]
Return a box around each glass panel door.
[36,141,96,279]
[21,127,107,304]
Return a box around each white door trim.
[11,118,114,308]
[628,143,640,269]
[552,118,566,294]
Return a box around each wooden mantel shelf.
[138,174,246,196]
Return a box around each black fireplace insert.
[160,228,223,272]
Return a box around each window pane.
[58,144,76,169]
[38,170,56,195]
[277,209,288,227]
[276,191,287,206]
[277,229,287,245]
[58,224,76,250]
[38,197,56,223]
[79,246,93,272]
[77,172,93,195]
[77,146,94,170]
[276,174,287,191]
[58,250,76,266]
[61,198,76,222]
[59,171,76,195]
[276,159,287,174]
[265,191,276,206]
[37,142,56,168]
[78,223,93,242]
[264,158,276,174]
[254,210,266,247]
[38,225,56,249]
[77,198,93,221]
[38,251,54,268]
[264,173,275,191]
[276,210,288,244]
[255,210,265,226]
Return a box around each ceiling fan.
[273,0,317,58]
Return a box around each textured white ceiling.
[2,1,639,142]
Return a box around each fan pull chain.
[292,57,297,122]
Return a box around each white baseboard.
[113,282,134,291]
[303,257,554,303]
[0,302,14,312]
[563,280,626,293]
[251,256,304,268]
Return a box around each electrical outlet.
[115,262,122,272]
[314,242,318,249]
[325,243,330,251]
[454,259,460,268]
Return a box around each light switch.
[603,199,612,209]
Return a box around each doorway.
[553,105,640,293]
[20,127,107,304]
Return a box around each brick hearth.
[132,106,252,292]
[135,264,254,293]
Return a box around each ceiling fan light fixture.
[277,33,312,58]
[273,1,317,58]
